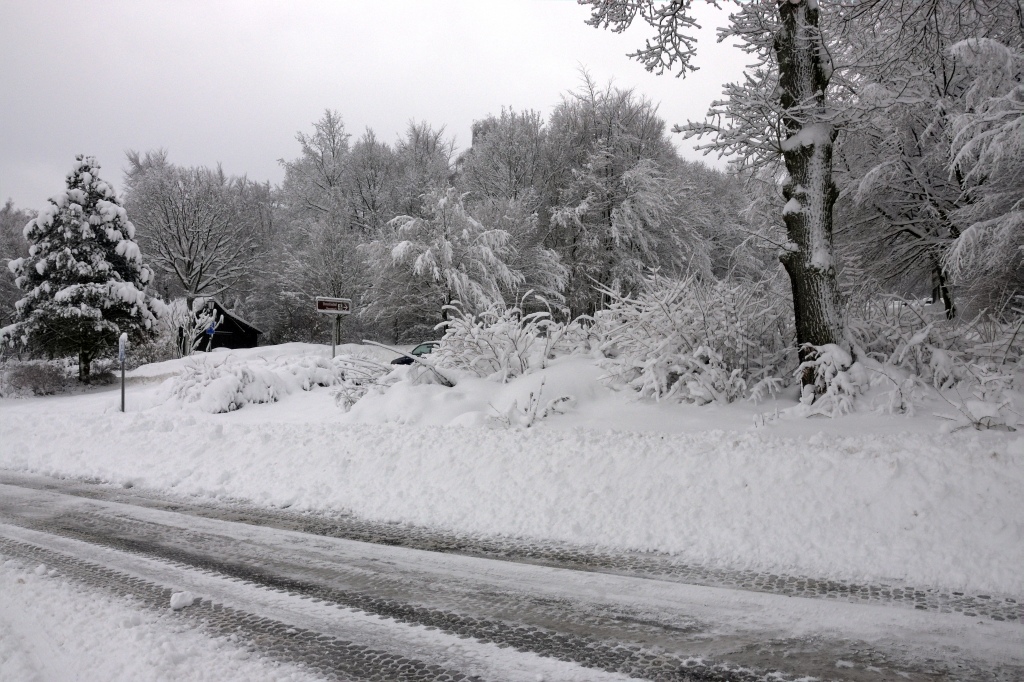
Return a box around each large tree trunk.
[775,0,845,384]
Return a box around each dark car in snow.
[390,341,440,365]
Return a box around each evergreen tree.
[0,199,33,327]
[2,156,160,381]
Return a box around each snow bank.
[2,344,1022,596]
[344,357,603,427]
[2,398,1021,596]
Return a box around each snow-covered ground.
[0,557,317,681]
[1,342,1022,596]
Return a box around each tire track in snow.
[2,471,1018,624]
[1,475,1020,681]
[0,525,768,682]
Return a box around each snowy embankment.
[1,343,1022,596]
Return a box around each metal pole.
[118,332,127,413]
[332,315,339,358]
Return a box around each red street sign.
[315,297,352,314]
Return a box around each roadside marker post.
[315,297,352,358]
[118,332,128,412]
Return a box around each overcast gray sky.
[0,0,747,210]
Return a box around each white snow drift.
[1,343,1022,597]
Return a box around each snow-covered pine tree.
[1,200,33,327]
[2,156,160,382]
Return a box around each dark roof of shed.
[207,299,264,334]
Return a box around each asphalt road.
[0,471,1020,681]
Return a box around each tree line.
[2,0,1021,395]
[111,73,759,346]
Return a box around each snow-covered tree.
[1,156,160,381]
[581,0,847,381]
[466,194,567,306]
[460,108,549,202]
[279,110,351,227]
[260,115,393,343]
[361,188,522,338]
[945,38,1024,312]
[348,129,399,234]
[124,150,269,307]
[828,0,1022,318]
[1,199,33,327]
[546,74,689,316]
[394,121,455,217]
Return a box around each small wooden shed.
[195,299,263,350]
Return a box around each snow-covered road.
[0,473,1020,681]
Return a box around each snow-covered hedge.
[592,273,795,404]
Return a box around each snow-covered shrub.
[331,355,391,412]
[791,344,866,417]
[943,362,1022,431]
[0,360,70,397]
[592,273,795,404]
[165,354,345,413]
[847,295,1024,424]
[432,296,590,382]
[489,378,575,427]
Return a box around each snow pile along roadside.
[1,394,1022,596]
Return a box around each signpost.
[118,332,128,412]
[315,297,352,358]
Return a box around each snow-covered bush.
[0,360,70,397]
[165,354,345,413]
[847,296,1023,425]
[431,295,590,381]
[791,344,866,418]
[489,378,575,427]
[592,273,795,404]
[331,355,392,411]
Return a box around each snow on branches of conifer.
[2,155,160,382]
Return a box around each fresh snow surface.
[0,558,317,682]
[1,343,1022,596]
